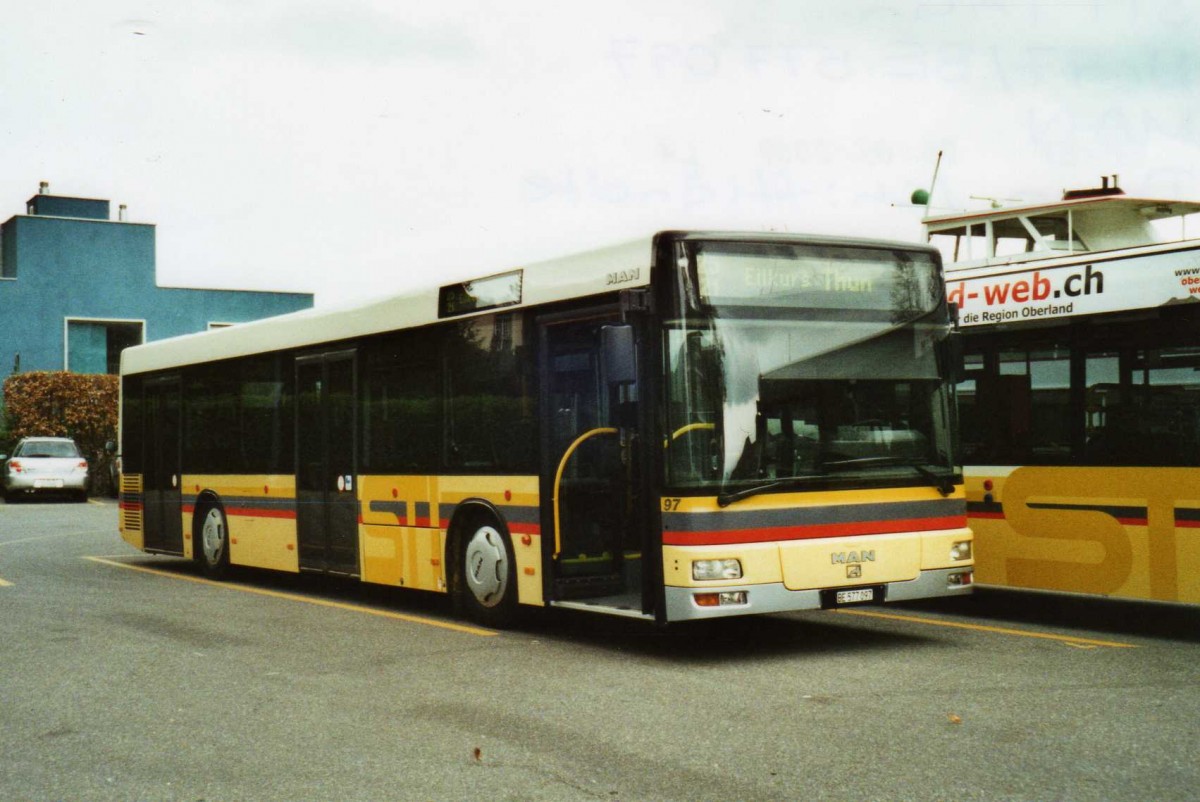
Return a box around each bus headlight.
[692,558,742,581]
[950,540,973,561]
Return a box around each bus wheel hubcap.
[202,509,225,563]
[464,525,507,607]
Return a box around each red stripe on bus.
[225,507,297,520]
[662,515,967,547]
[969,511,1151,526]
[401,517,453,528]
[169,507,542,531]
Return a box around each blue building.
[0,183,313,375]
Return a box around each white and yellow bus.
[930,178,1200,605]
[118,231,973,626]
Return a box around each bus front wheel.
[196,503,231,579]
[458,518,518,628]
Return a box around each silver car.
[0,437,90,503]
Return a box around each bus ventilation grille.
[120,474,144,532]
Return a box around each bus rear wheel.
[459,518,519,628]
[196,503,231,579]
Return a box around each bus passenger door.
[540,313,644,606]
[296,350,360,576]
[142,377,183,554]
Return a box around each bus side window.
[444,313,536,472]
[1085,347,1200,467]
[959,346,1071,465]
[361,331,442,474]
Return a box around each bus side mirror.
[600,324,637,386]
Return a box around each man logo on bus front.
[831,550,874,578]
[831,550,875,565]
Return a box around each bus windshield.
[665,240,957,493]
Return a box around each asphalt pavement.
[1,497,1197,801]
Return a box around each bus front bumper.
[663,566,974,621]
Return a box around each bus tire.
[196,501,231,580]
[458,515,519,628]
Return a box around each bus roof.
[121,235,654,376]
[120,230,940,377]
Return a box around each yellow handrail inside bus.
[663,422,715,447]
[671,422,715,441]
[553,427,618,560]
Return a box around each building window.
[0,226,13,279]
[65,318,144,374]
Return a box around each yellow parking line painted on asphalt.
[1,531,108,547]
[84,556,497,638]
[833,608,1138,649]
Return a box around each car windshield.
[664,239,958,492]
[17,441,80,458]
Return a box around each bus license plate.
[836,588,874,605]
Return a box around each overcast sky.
[3,1,1198,306]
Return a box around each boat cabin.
[924,176,1200,269]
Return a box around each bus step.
[551,595,652,620]
[553,573,625,600]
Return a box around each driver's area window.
[666,328,721,485]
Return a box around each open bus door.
[539,311,650,616]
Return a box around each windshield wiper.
[817,456,956,497]
[909,463,956,497]
[716,476,825,508]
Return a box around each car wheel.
[197,503,231,579]
[458,516,519,628]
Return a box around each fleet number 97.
[662,498,682,511]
